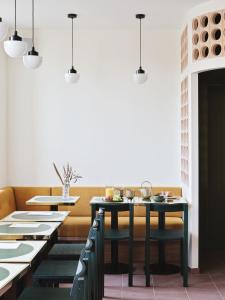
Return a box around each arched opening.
[199,68,225,271]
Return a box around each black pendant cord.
[14,0,17,32]
[32,0,34,48]
[72,17,74,68]
[139,17,142,68]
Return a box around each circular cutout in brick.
[201,46,209,58]
[212,12,221,24]
[192,19,198,30]
[212,44,222,56]
[193,48,199,60]
[212,28,221,40]
[200,16,208,27]
[192,33,199,45]
[201,31,209,42]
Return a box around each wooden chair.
[18,247,91,300]
[98,204,133,286]
[33,210,104,292]
[145,202,188,287]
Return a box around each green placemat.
[0,243,34,259]
[12,212,62,220]
[0,267,10,281]
[0,224,50,234]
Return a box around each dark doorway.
[199,69,225,271]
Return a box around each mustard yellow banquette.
[0,186,183,240]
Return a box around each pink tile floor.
[103,259,225,300]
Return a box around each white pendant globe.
[4,38,27,58]
[65,69,80,84]
[133,72,148,84]
[23,53,42,69]
[0,19,8,41]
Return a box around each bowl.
[151,195,165,202]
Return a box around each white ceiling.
[0,0,205,30]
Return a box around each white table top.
[1,211,70,222]
[0,222,60,239]
[26,196,80,206]
[0,263,29,297]
[90,196,188,206]
[0,240,46,263]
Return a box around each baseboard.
[189,267,200,274]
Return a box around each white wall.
[0,47,7,187]
[7,28,181,187]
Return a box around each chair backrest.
[71,209,104,300]
[70,248,88,299]
[146,202,188,235]
[148,203,187,213]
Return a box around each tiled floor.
[103,256,225,300]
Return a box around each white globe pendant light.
[23,0,42,69]
[65,14,80,84]
[133,14,148,84]
[0,18,8,41]
[4,0,27,58]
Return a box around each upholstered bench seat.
[59,215,184,239]
[0,186,183,240]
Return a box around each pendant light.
[4,0,27,58]
[133,14,148,84]
[23,0,42,69]
[65,14,80,84]
[0,18,8,41]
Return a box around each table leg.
[91,204,97,223]
[51,205,58,211]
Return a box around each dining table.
[0,222,61,241]
[0,263,29,298]
[1,211,70,223]
[90,196,188,275]
[26,196,80,211]
[0,240,47,264]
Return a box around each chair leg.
[145,238,150,287]
[183,238,188,287]
[180,239,183,276]
[128,237,133,287]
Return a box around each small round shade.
[4,40,27,58]
[23,54,42,69]
[0,21,8,41]
[133,71,148,84]
[65,72,80,84]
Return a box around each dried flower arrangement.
[53,162,82,185]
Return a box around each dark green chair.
[99,204,134,286]
[48,243,85,260]
[145,202,188,287]
[18,247,91,300]
[33,211,104,290]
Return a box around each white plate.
[27,212,53,216]
[9,224,40,228]
[0,242,21,250]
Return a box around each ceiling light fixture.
[133,14,148,84]
[0,18,8,41]
[23,0,42,69]
[4,0,27,58]
[65,14,80,84]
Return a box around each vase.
[62,183,70,199]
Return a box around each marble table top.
[26,196,80,206]
[0,222,60,240]
[0,240,46,263]
[0,263,29,296]
[1,211,70,222]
